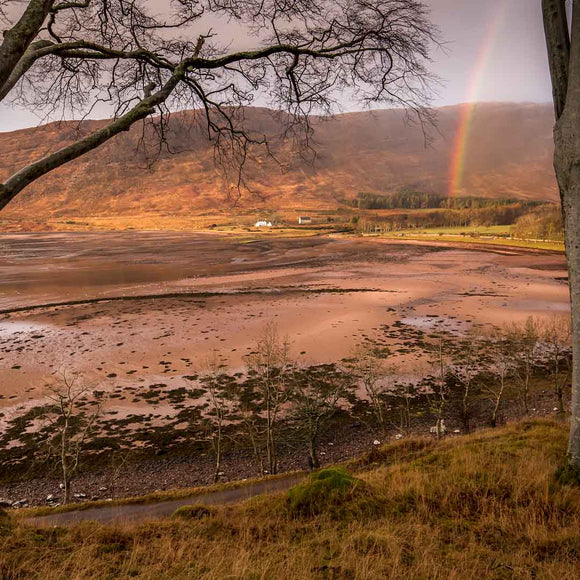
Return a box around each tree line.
[350,202,563,237]
[27,317,571,504]
[353,191,541,211]
[511,204,565,241]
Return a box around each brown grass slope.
[0,103,558,219]
[1,419,579,579]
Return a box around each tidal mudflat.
[0,232,569,408]
[0,232,570,502]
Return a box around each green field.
[370,228,565,252]
[395,225,512,236]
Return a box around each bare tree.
[451,331,485,434]
[245,322,291,475]
[483,333,512,428]
[0,0,438,209]
[41,369,103,503]
[542,314,573,415]
[237,399,266,476]
[288,363,353,469]
[389,380,420,434]
[425,335,449,439]
[107,449,132,500]
[542,0,580,468]
[198,350,238,483]
[505,316,540,414]
[347,344,394,436]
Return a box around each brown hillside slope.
[0,103,558,218]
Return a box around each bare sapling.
[390,381,420,434]
[426,335,450,439]
[108,450,133,500]
[542,315,573,415]
[42,369,104,504]
[198,351,238,483]
[452,330,486,434]
[484,332,512,428]
[246,323,291,475]
[347,344,394,437]
[288,364,354,469]
[506,316,540,414]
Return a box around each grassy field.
[372,230,565,252]
[0,213,343,235]
[2,419,579,579]
[0,213,566,252]
[395,225,512,236]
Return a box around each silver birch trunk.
[543,0,580,467]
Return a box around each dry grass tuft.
[1,419,579,579]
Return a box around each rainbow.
[448,2,508,197]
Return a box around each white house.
[255,220,272,227]
[298,216,312,225]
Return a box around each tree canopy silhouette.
[0,0,438,209]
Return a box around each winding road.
[24,474,305,527]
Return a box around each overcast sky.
[0,0,554,132]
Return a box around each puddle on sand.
[400,316,468,335]
[510,300,570,312]
[0,321,53,336]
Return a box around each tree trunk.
[265,396,276,474]
[557,383,566,415]
[62,468,71,504]
[309,438,319,469]
[553,0,580,467]
[523,368,530,414]
[491,397,500,428]
[0,0,54,93]
[462,385,471,433]
[554,145,580,463]
[214,430,222,484]
[435,415,444,439]
[543,0,580,468]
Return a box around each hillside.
[2,420,579,578]
[0,103,558,220]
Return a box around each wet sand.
[0,232,569,413]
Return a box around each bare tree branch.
[0,0,439,210]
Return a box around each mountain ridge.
[0,102,558,218]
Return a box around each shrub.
[287,468,369,518]
[172,504,214,520]
[556,462,580,487]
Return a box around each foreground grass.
[2,419,579,579]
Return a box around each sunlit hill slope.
[0,102,558,219]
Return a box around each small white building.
[298,216,312,225]
[255,220,272,227]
